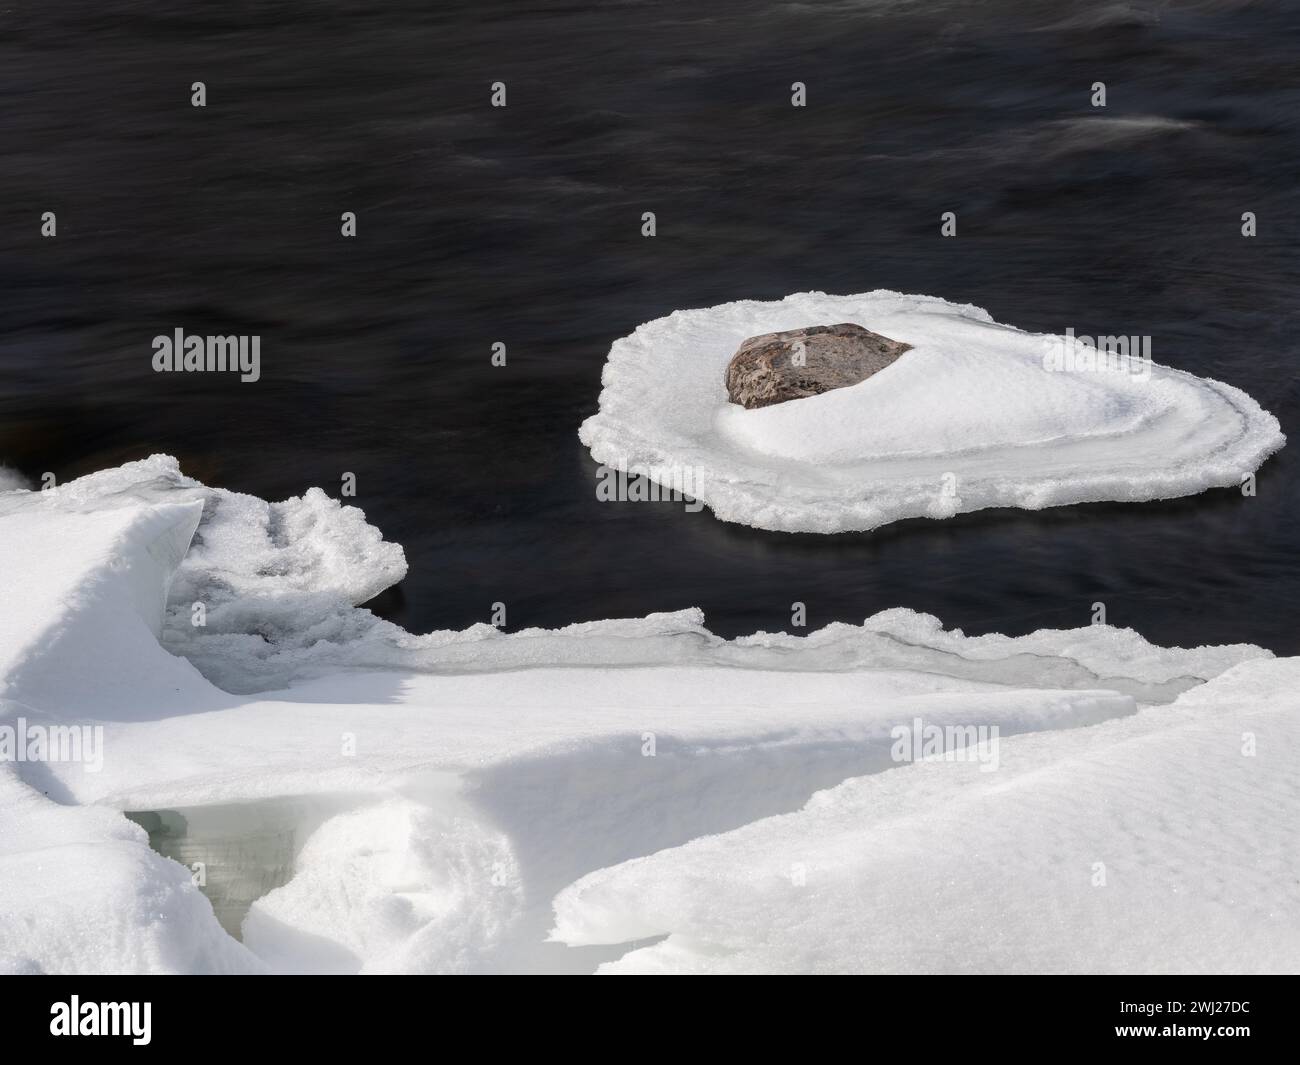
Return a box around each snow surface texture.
[0,764,260,975]
[553,658,1300,974]
[578,291,1286,532]
[0,458,1292,974]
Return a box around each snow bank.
[578,291,1285,532]
[0,499,209,716]
[551,656,1300,974]
[0,456,1286,974]
[61,674,1140,973]
[0,481,262,972]
[0,762,261,974]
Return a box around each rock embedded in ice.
[723,322,911,409]
[579,291,1287,533]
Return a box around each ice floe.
[578,291,1285,532]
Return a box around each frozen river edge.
[1,458,1297,974]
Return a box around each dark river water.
[2,0,1298,652]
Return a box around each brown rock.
[724,323,912,409]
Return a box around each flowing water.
[2,0,1298,651]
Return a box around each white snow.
[551,656,1300,974]
[0,457,1292,974]
[578,291,1285,532]
[0,763,262,975]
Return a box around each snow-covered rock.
[579,291,1285,532]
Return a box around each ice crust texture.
[553,657,1300,974]
[578,291,1286,532]
[0,458,1294,974]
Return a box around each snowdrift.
[553,657,1300,974]
[0,458,1292,974]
